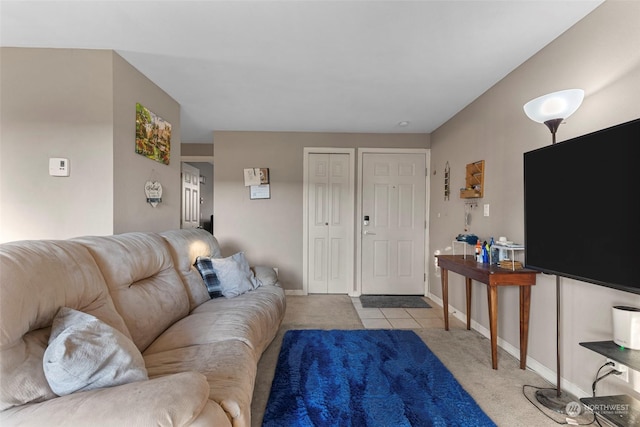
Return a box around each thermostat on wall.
[49,158,70,177]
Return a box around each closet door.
[307,153,350,293]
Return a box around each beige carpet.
[251,295,593,427]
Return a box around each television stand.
[579,341,640,371]
[579,341,640,427]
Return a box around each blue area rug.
[262,329,495,427]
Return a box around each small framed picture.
[250,184,270,200]
[259,168,270,184]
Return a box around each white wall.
[213,132,429,291]
[0,48,181,242]
[112,53,181,234]
[0,48,114,242]
[428,0,640,399]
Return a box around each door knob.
[363,230,376,235]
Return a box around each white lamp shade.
[523,89,584,123]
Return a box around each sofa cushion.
[73,233,190,352]
[194,256,223,298]
[144,340,258,427]
[207,252,259,298]
[160,229,223,309]
[0,239,131,410]
[189,285,286,356]
[43,307,148,396]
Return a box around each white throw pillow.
[43,307,148,396]
[252,265,278,287]
[209,251,259,298]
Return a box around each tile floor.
[351,296,460,329]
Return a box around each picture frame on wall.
[135,103,171,165]
[259,168,269,184]
[250,184,270,200]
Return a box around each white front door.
[307,153,352,294]
[181,162,200,229]
[361,152,427,295]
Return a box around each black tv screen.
[524,118,640,295]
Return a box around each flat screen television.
[523,118,640,295]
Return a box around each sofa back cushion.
[0,240,130,410]
[74,232,189,351]
[160,229,222,310]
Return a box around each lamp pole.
[523,89,585,413]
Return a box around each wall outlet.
[606,359,629,382]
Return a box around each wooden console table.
[436,255,539,370]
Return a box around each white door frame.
[303,148,356,296]
[356,148,431,297]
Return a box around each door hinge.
[425,167,428,177]
[424,273,426,281]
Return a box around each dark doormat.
[360,295,431,309]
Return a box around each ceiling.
[1,0,603,143]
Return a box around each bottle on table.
[482,241,489,263]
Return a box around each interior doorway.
[181,162,201,229]
[181,156,214,233]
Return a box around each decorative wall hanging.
[444,162,450,201]
[135,103,171,165]
[244,168,270,200]
[258,168,269,184]
[243,168,260,186]
[145,180,163,207]
[250,185,270,200]
[243,168,270,186]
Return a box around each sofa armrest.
[0,372,229,427]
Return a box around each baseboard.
[284,289,307,296]
[426,292,589,399]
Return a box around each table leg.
[465,277,472,330]
[519,285,531,370]
[487,285,498,369]
[441,268,449,331]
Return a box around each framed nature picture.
[135,103,171,165]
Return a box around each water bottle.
[490,237,499,265]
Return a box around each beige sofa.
[0,228,286,426]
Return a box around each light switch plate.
[483,204,490,217]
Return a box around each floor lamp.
[523,88,585,413]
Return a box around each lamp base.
[535,388,575,414]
